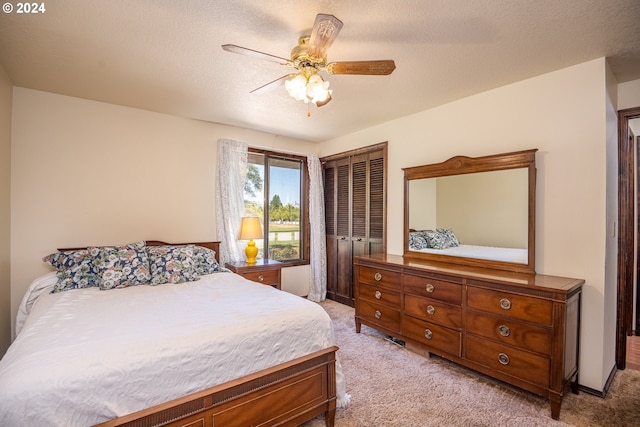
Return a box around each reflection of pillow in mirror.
[437,228,460,247]
[424,230,447,249]
[409,232,429,250]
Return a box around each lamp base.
[245,240,258,264]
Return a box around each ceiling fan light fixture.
[284,73,309,101]
[306,73,331,103]
[315,92,332,107]
[222,13,395,110]
[284,69,331,104]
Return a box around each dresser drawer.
[359,282,401,308]
[466,311,551,356]
[403,274,461,305]
[358,266,401,290]
[358,298,401,333]
[467,287,553,325]
[404,294,462,329]
[403,315,461,357]
[241,269,280,286]
[466,335,550,387]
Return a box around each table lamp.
[238,217,263,264]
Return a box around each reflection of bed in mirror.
[403,149,537,274]
[409,244,528,264]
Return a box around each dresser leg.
[324,408,336,427]
[355,317,361,333]
[549,394,562,420]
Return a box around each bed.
[0,240,347,427]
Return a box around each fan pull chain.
[307,103,311,117]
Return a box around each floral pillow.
[192,246,219,275]
[409,232,429,250]
[424,229,449,250]
[89,241,151,290]
[437,228,460,247]
[147,245,199,285]
[43,249,98,293]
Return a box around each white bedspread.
[415,244,528,264]
[0,272,348,426]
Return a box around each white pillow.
[15,272,57,336]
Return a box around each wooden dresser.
[354,253,583,420]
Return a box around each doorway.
[617,106,640,370]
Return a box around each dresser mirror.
[403,149,537,274]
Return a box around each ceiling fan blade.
[307,14,343,59]
[326,60,396,75]
[222,44,291,65]
[250,74,292,94]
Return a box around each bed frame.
[59,241,337,427]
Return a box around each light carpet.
[302,300,640,427]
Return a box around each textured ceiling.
[1,0,639,142]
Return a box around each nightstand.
[225,259,282,289]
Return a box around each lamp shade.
[238,217,263,240]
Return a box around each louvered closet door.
[368,150,385,255]
[335,157,352,305]
[322,144,386,306]
[351,154,368,262]
[351,150,385,258]
[323,157,352,304]
[323,160,337,301]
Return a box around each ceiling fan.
[222,13,396,111]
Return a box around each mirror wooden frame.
[403,149,537,274]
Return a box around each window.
[244,150,308,263]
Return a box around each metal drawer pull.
[426,305,435,315]
[499,298,512,310]
[425,283,434,293]
[257,275,264,282]
[498,325,511,337]
[375,290,382,300]
[498,353,510,365]
[374,272,382,281]
[374,310,382,319]
[424,329,433,340]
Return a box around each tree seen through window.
[244,152,303,261]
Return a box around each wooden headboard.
[58,240,221,263]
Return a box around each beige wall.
[0,66,12,356]
[319,58,612,391]
[618,80,640,111]
[436,168,528,248]
[9,88,318,338]
[618,79,640,134]
[603,62,620,384]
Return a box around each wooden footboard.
[94,346,338,427]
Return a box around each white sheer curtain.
[215,139,248,265]
[307,155,327,302]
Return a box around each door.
[324,156,352,305]
[617,107,640,369]
[323,143,387,306]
